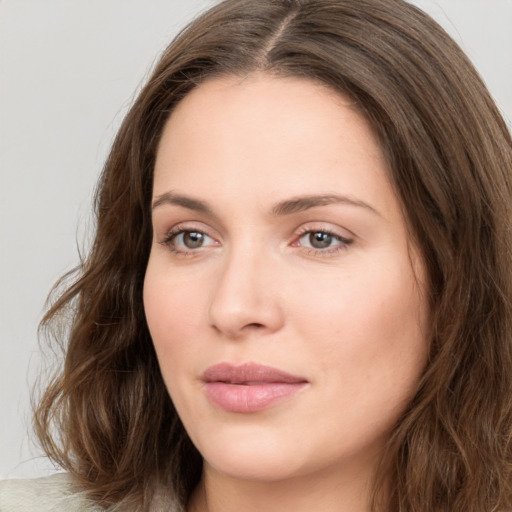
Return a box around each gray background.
[1,0,511,478]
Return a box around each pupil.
[184,231,204,249]
[309,232,332,249]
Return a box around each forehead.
[153,73,395,219]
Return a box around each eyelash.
[160,224,215,257]
[293,227,353,256]
[160,224,353,258]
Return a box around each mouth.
[202,362,309,413]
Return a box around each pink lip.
[202,363,308,413]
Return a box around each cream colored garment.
[0,473,103,512]
[0,472,182,512]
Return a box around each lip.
[202,363,308,413]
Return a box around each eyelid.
[159,221,219,241]
[293,222,354,242]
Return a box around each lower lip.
[204,382,307,413]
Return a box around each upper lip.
[202,363,308,384]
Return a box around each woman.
[2,0,512,511]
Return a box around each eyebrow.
[152,192,213,214]
[270,194,380,217]
[152,191,380,217]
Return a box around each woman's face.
[144,74,429,485]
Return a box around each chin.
[190,424,314,482]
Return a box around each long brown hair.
[35,0,512,510]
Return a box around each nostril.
[246,323,264,329]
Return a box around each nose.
[208,247,284,340]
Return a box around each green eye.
[296,229,353,255]
[300,231,343,250]
[308,232,334,249]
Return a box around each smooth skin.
[144,73,429,512]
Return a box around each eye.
[162,227,218,255]
[295,229,353,254]
[175,231,210,249]
[301,231,337,249]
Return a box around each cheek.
[143,260,205,366]
[290,252,428,399]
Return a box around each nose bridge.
[208,238,283,338]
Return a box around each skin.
[144,73,429,512]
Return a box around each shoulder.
[0,473,184,512]
[0,473,103,512]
